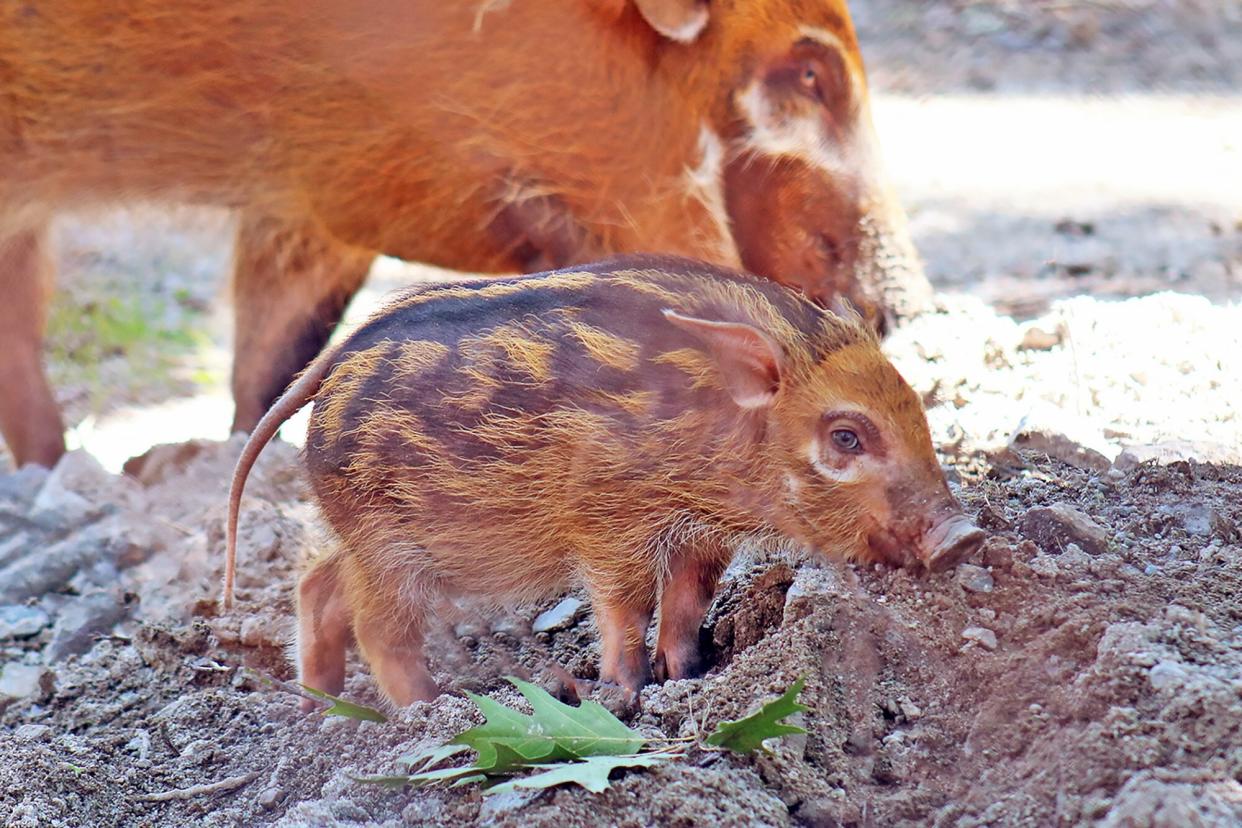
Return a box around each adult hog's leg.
[653,550,727,682]
[591,590,656,695]
[230,212,374,432]
[0,223,66,467]
[295,555,353,712]
[351,602,439,707]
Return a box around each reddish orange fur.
[224,255,977,707]
[0,0,929,467]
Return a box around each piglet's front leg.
[653,550,728,682]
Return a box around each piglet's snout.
[922,514,985,573]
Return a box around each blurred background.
[23,0,1242,471]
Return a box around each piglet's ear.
[663,309,783,409]
[633,0,709,43]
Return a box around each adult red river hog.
[0,0,930,468]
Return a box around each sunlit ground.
[44,92,1242,472]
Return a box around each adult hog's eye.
[831,428,862,453]
[800,65,819,95]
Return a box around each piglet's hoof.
[573,679,642,718]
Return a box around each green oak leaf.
[706,676,808,754]
[485,753,672,796]
[299,685,388,723]
[452,677,645,767]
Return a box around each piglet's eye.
[831,428,862,453]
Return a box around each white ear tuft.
[633,0,709,43]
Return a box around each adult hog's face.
[671,0,921,332]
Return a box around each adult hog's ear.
[663,309,783,408]
[633,0,710,43]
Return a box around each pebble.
[1059,543,1092,571]
[478,788,538,820]
[956,564,994,594]
[28,450,115,527]
[1144,564,1160,576]
[1021,503,1111,555]
[1113,440,1242,471]
[1148,661,1188,692]
[0,465,50,509]
[1029,556,1061,579]
[13,724,52,741]
[0,605,51,639]
[531,597,584,634]
[45,588,130,662]
[254,787,283,810]
[961,627,998,650]
[0,526,112,604]
[0,662,46,698]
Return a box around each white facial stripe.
[734,26,882,187]
[736,82,854,178]
[683,124,742,267]
[807,437,861,484]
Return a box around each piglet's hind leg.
[352,608,439,707]
[296,557,352,712]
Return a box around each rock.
[1029,555,1060,579]
[1148,661,1188,692]
[0,465,50,510]
[1058,543,1092,572]
[121,440,209,486]
[0,530,102,603]
[489,616,529,639]
[961,626,998,650]
[239,614,288,649]
[1113,440,1242,471]
[0,662,47,698]
[0,604,51,639]
[532,597,584,634]
[1102,773,1242,827]
[783,565,847,623]
[1017,324,1064,351]
[13,724,52,741]
[45,588,131,662]
[29,449,121,526]
[981,539,1015,570]
[258,787,284,811]
[956,564,994,594]
[0,531,33,570]
[1021,503,1111,555]
[1009,429,1111,473]
[478,788,539,821]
